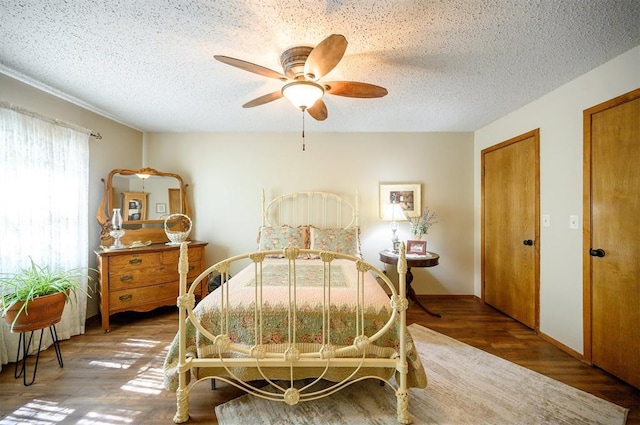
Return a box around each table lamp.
[382,201,407,252]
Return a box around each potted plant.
[0,258,93,332]
[407,206,439,240]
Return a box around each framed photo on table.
[393,240,402,253]
[379,183,422,218]
[407,240,427,255]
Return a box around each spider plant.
[0,258,94,329]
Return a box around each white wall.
[474,46,640,353]
[145,132,475,295]
[0,73,144,317]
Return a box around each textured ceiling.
[1,1,639,133]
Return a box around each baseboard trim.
[462,296,585,362]
[422,294,476,299]
[538,331,584,361]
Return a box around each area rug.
[215,324,629,424]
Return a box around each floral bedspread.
[163,258,427,391]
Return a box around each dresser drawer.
[109,264,174,290]
[109,281,179,311]
[163,246,203,266]
[165,247,204,280]
[109,252,162,269]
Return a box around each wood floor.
[1,297,638,424]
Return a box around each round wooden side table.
[379,249,441,318]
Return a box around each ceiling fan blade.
[306,99,328,121]
[214,55,287,81]
[242,91,284,108]
[304,34,348,80]
[324,81,388,98]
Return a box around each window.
[0,103,91,367]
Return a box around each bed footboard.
[170,242,414,424]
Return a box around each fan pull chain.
[301,109,306,151]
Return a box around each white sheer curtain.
[0,103,90,370]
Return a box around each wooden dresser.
[95,241,208,331]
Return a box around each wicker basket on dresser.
[95,242,207,332]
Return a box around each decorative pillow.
[257,225,309,255]
[309,226,361,257]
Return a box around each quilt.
[163,258,427,391]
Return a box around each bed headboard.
[261,190,359,229]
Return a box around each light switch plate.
[569,215,579,229]
[542,214,551,227]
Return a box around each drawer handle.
[129,258,142,265]
[119,294,133,301]
[189,265,195,271]
[120,275,133,282]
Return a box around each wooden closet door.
[482,130,540,329]
[584,89,640,388]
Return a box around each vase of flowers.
[408,206,438,240]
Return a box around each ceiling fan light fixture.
[282,81,324,110]
[216,34,387,120]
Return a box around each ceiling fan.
[214,34,388,121]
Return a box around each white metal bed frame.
[171,191,412,423]
[261,189,359,228]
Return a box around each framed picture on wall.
[156,203,166,214]
[379,183,422,219]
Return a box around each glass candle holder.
[109,208,125,249]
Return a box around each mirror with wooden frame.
[97,167,192,246]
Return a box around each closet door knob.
[589,248,606,257]
[523,239,533,246]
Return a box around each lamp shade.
[282,81,324,110]
[382,203,407,221]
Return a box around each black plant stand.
[14,324,63,386]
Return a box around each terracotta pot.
[3,291,67,332]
